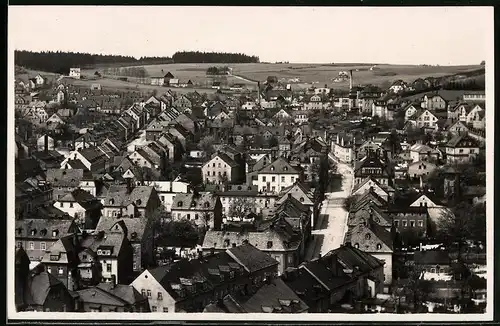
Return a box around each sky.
[9,6,493,65]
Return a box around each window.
[402,220,407,227]
[106,264,112,272]
[158,292,163,300]
[40,242,46,251]
[410,220,415,227]
[17,242,22,248]
[365,233,371,240]
[152,306,157,312]
[267,241,273,248]
[147,290,152,298]
[141,289,146,296]
[288,255,293,264]
[262,176,266,182]
[291,176,295,182]
[160,196,165,202]
[69,202,74,208]
[430,268,436,273]
[272,176,276,182]
[47,267,52,274]
[394,220,399,227]
[376,243,382,250]
[60,202,63,208]
[418,220,424,227]
[187,214,191,220]
[29,242,34,250]
[163,307,168,312]
[354,243,359,248]
[58,267,64,275]
[281,176,285,182]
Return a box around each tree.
[227,197,255,220]
[268,136,279,148]
[343,194,360,212]
[156,219,200,249]
[436,202,477,250]
[198,135,216,158]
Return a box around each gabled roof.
[95,217,148,242]
[58,188,101,210]
[227,243,279,273]
[77,286,129,307]
[96,283,147,305]
[24,271,66,306]
[344,223,393,253]
[446,134,481,148]
[172,193,219,211]
[258,157,299,175]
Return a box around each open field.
[83,63,483,90]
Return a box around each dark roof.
[96,283,147,305]
[258,157,300,175]
[280,267,329,308]
[24,271,66,306]
[77,286,128,307]
[236,278,308,313]
[227,243,279,273]
[58,188,101,210]
[446,134,481,148]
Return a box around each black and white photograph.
[7,5,494,321]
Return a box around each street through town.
[305,159,354,260]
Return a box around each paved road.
[307,160,354,259]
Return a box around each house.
[61,148,107,172]
[409,144,440,163]
[446,120,469,135]
[471,110,486,130]
[421,94,447,111]
[75,132,99,150]
[351,176,394,202]
[77,283,149,312]
[303,94,331,111]
[273,108,292,120]
[46,113,65,128]
[214,184,278,218]
[465,103,485,125]
[77,229,134,285]
[255,157,301,195]
[445,134,481,164]
[407,160,438,179]
[344,222,393,286]
[348,202,392,232]
[354,153,393,187]
[131,244,279,313]
[150,76,165,86]
[171,193,223,230]
[69,68,81,79]
[388,207,429,236]
[139,180,190,211]
[333,133,357,164]
[37,134,55,152]
[202,152,240,185]
[102,185,162,219]
[53,188,102,230]
[95,217,154,273]
[292,110,309,124]
[463,92,486,102]
[415,109,439,131]
[414,250,453,281]
[45,168,91,199]
[90,83,101,91]
[40,236,79,290]
[282,245,385,312]
[15,219,78,262]
[173,95,192,110]
[20,270,76,312]
[389,80,407,93]
[202,216,304,275]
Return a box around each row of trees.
[172,51,259,63]
[206,66,231,75]
[102,66,149,78]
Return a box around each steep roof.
[344,223,393,253]
[258,157,299,175]
[77,286,129,307]
[103,185,156,209]
[95,217,148,242]
[96,283,147,305]
[45,168,87,188]
[58,188,101,210]
[24,271,66,306]
[15,219,76,241]
[446,134,481,148]
[226,243,279,273]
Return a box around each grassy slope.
[83,63,482,90]
[18,63,482,94]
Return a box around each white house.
[255,157,301,194]
[69,68,81,79]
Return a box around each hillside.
[82,63,482,90]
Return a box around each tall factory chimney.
[257,81,261,107]
[349,70,353,90]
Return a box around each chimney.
[111,275,116,288]
[287,193,292,199]
[349,70,353,90]
[44,134,49,153]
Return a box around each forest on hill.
[15,50,260,74]
[14,50,173,74]
[171,51,259,63]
